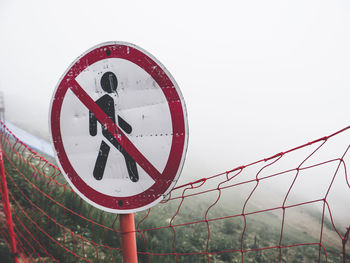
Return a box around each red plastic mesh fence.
[0,120,349,262]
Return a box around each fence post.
[343,227,350,263]
[0,144,18,263]
[120,213,138,263]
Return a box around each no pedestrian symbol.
[49,42,188,214]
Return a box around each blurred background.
[0,0,349,181]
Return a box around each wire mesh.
[0,121,349,262]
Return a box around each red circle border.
[50,43,187,211]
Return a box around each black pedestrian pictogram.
[89,72,139,182]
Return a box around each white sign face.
[50,42,188,213]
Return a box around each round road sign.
[49,42,188,213]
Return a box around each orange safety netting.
[0,121,349,262]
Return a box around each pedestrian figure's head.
[101,72,118,93]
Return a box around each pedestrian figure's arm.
[89,111,97,136]
[118,116,132,134]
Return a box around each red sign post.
[120,214,138,263]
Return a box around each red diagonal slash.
[69,78,162,181]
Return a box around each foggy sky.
[1,0,350,180]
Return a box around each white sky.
[1,0,350,179]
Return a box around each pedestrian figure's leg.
[93,141,110,180]
[122,151,139,182]
[107,133,139,182]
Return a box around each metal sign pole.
[0,145,18,263]
[120,213,138,263]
